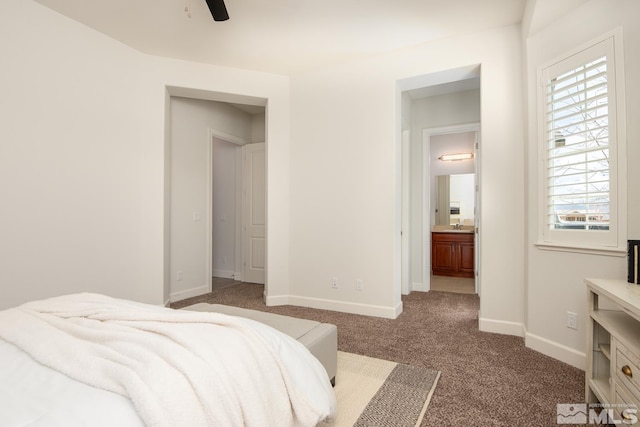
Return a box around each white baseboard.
[479,318,586,369]
[265,294,402,319]
[265,294,289,306]
[212,269,235,279]
[525,331,586,370]
[478,317,524,337]
[412,282,429,292]
[169,285,209,303]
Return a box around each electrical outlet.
[331,278,338,289]
[356,279,363,291]
[567,312,577,330]
[177,270,184,281]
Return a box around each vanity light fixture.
[439,153,475,161]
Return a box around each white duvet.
[0,293,336,427]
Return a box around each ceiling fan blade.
[205,0,229,21]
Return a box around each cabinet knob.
[622,365,633,378]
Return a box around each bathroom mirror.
[435,174,475,226]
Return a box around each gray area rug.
[323,351,440,427]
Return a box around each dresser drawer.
[616,341,640,402]
[614,380,640,424]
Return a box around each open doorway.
[397,65,481,297]
[424,127,479,295]
[167,93,266,303]
[211,135,266,290]
[209,134,266,289]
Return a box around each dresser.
[585,278,640,422]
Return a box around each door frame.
[206,129,248,292]
[164,86,270,305]
[401,130,411,295]
[421,122,480,294]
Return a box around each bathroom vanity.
[431,230,475,278]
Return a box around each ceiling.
[35,0,526,75]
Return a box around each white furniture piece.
[585,278,640,422]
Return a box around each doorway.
[167,93,266,303]
[210,136,266,289]
[424,127,479,295]
[210,136,242,290]
[397,65,481,298]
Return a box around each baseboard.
[265,294,403,319]
[478,319,586,369]
[265,294,289,306]
[211,269,234,279]
[412,282,429,292]
[478,317,524,337]
[169,285,209,303]
[525,331,586,370]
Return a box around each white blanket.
[0,293,336,427]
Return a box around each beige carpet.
[321,351,440,427]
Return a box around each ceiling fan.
[205,0,229,21]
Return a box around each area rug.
[320,351,441,427]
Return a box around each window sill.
[534,242,626,257]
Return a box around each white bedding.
[0,338,144,427]
[0,293,336,427]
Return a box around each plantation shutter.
[544,50,611,232]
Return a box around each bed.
[0,293,337,427]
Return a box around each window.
[547,53,609,232]
[539,34,626,252]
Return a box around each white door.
[242,143,266,284]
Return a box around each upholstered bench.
[183,303,338,385]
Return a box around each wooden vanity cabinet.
[431,232,474,278]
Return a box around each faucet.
[453,223,462,230]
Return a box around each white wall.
[0,0,151,308]
[288,26,524,324]
[0,0,290,309]
[524,0,640,368]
